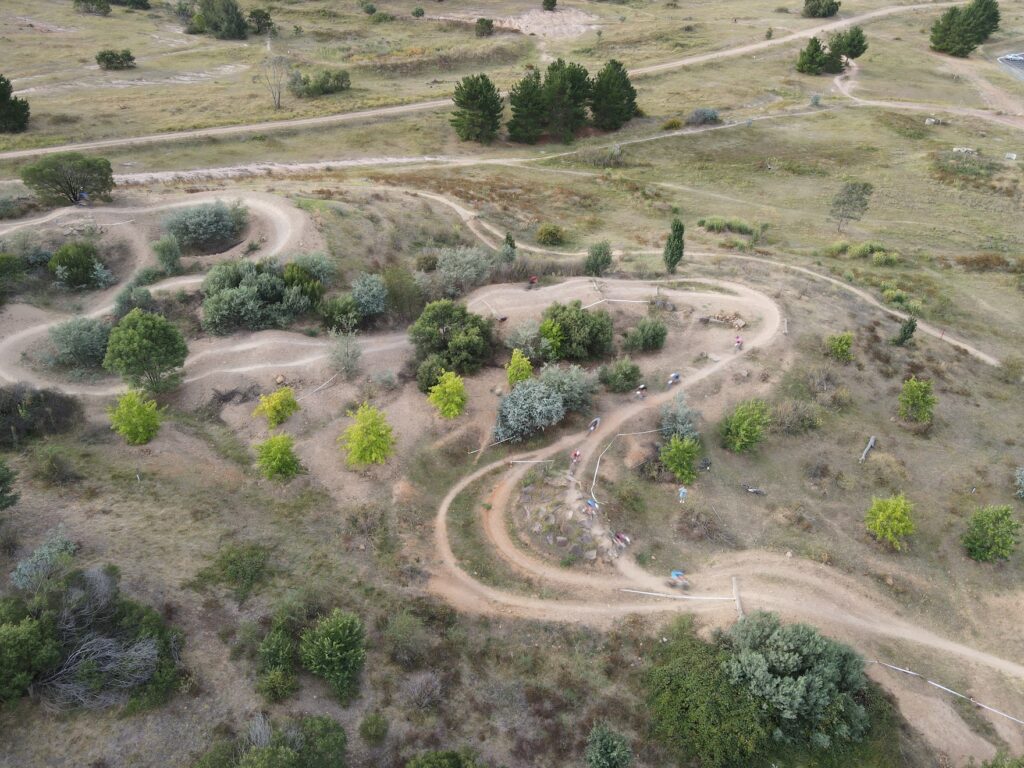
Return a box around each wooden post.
[732,576,744,618]
[859,436,876,464]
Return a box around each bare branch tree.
[257,56,289,109]
[37,635,159,711]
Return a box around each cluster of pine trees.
[450,59,638,145]
[796,26,868,75]
[930,0,1000,58]
[0,75,30,133]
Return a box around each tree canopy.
[20,153,115,206]
[589,60,637,131]
[0,75,30,134]
[450,74,503,144]
[663,218,684,273]
[103,309,188,392]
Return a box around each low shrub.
[541,300,613,361]
[339,403,395,466]
[770,399,822,435]
[202,260,308,334]
[599,357,641,393]
[255,434,302,480]
[963,505,1020,562]
[849,241,886,259]
[48,317,110,368]
[152,233,183,277]
[685,108,721,126]
[720,399,771,452]
[660,435,700,484]
[538,364,596,413]
[536,223,566,246]
[1016,467,1024,500]
[300,609,366,701]
[871,251,900,267]
[661,118,682,130]
[164,201,248,252]
[330,330,362,380]
[866,494,915,550]
[698,216,753,235]
[475,17,494,36]
[584,241,613,277]
[108,390,162,445]
[428,370,467,419]
[113,285,154,319]
[0,385,81,449]
[898,376,936,423]
[350,272,387,319]
[661,393,699,439]
[623,316,667,353]
[359,711,389,745]
[253,387,299,427]
[96,49,136,69]
[196,543,273,603]
[287,68,351,98]
[824,331,854,363]
[320,295,360,332]
[493,379,566,442]
[48,241,111,289]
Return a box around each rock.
[570,544,582,557]
[275,375,285,385]
[786,550,793,558]
[584,549,598,561]
[555,536,568,547]
[884,574,894,587]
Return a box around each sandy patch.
[433,8,600,40]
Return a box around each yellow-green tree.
[108,390,162,445]
[865,494,915,551]
[255,434,302,481]
[428,371,467,419]
[505,348,533,388]
[253,386,300,427]
[660,435,700,484]
[339,403,395,466]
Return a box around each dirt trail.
[0,3,957,162]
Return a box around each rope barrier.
[590,427,673,503]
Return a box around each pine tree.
[0,75,30,134]
[930,7,979,58]
[796,37,830,75]
[450,74,503,144]
[507,70,546,144]
[543,59,591,143]
[663,218,684,274]
[963,0,1000,42]
[830,26,868,60]
[589,60,637,131]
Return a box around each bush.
[359,711,389,745]
[406,751,486,768]
[866,494,915,551]
[660,435,700,484]
[329,331,362,380]
[599,358,641,393]
[724,611,867,748]
[586,723,633,768]
[109,391,162,445]
[339,403,395,466]
[428,371,467,419]
[0,385,81,449]
[350,273,387,319]
[493,379,567,442]
[320,295,360,332]
[287,68,351,98]
[96,49,136,70]
[0,614,61,703]
[0,75,31,135]
[697,216,753,235]
[112,285,154,319]
[201,260,300,334]
[164,201,248,252]
[963,505,1020,562]
[997,355,1024,385]
[824,331,854,363]
[104,309,188,392]
[0,459,17,512]
[536,223,566,246]
[720,399,771,452]
[685,108,721,126]
[475,17,494,36]
[803,0,840,17]
[505,349,533,388]
[542,301,613,361]
[383,610,428,668]
[253,387,300,427]
[412,7,424,18]
[9,528,76,592]
[371,11,394,22]
[584,241,613,277]
[74,0,111,15]
[770,400,822,435]
[256,666,298,703]
[436,246,495,297]
[891,317,916,347]
[48,241,107,289]
[542,0,556,9]
[898,376,936,423]
[409,300,494,376]
[623,316,667,353]
[197,543,273,603]
[646,617,769,768]
[538,364,596,412]
[255,435,302,481]
[300,609,366,701]
[1016,467,1024,500]
[48,317,110,368]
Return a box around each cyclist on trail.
[734,335,743,352]
[635,384,648,400]
[667,372,681,387]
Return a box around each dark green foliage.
[409,300,495,376]
[543,0,556,9]
[830,26,868,59]
[113,285,155,319]
[663,217,684,273]
[74,0,111,14]
[543,59,591,143]
[152,235,182,273]
[963,505,1020,562]
[0,459,17,511]
[198,0,248,39]
[507,70,546,144]
[585,723,632,768]
[359,711,389,745]
[191,715,348,768]
[412,7,425,18]
[300,609,366,701]
[0,385,81,449]
[599,357,641,393]
[383,264,425,322]
[0,75,31,133]
[48,317,110,368]
[195,543,273,603]
[541,300,613,361]
[623,316,667,353]
[450,74,503,144]
[111,0,152,8]
[724,611,868,748]
[295,715,348,767]
[830,181,874,232]
[20,153,115,206]
[796,37,843,75]
[48,241,105,289]
[247,8,274,34]
[96,49,136,70]
[416,354,446,393]
[646,617,769,768]
[931,0,998,57]
[0,615,61,702]
[584,240,613,277]
[202,260,309,334]
[891,316,916,346]
[287,69,351,98]
[803,0,840,17]
[964,0,1000,40]
[406,750,486,768]
[320,295,360,332]
[475,18,494,36]
[589,59,637,131]
[104,309,188,392]
[164,201,248,252]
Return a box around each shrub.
[96,49,136,70]
[383,264,424,321]
[997,355,1024,385]
[963,505,1020,562]
[48,317,110,368]
[406,751,486,768]
[108,391,162,445]
[685,108,721,126]
[329,331,362,380]
[724,611,867,748]
[770,399,822,435]
[412,7,424,18]
[409,300,495,376]
[48,241,106,289]
[542,301,613,361]
[20,153,114,206]
[898,376,936,423]
[803,0,840,17]
[891,317,916,346]
[866,494,915,550]
[542,0,556,9]
[697,216,753,235]
[8,528,77,593]
[416,354,446,393]
[256,667,298,703]
[538,364,596,412]
[287,68,351,98]
[599,357,641,393]
[475,17,494,36]
[871,251,900,267]
[623,316,667,353]
[536,223,566,246]
[0,253,26,282]
[197,543,273,603]
[584,241,613,277]
[371,11,394,22]
[300,609,366,701]
[113,285,154,319]
[164,201,248,252]
[291,252,335,285]
[0,75,31,135]
[255,435,302,481]
[201,260,299,334]
[0,614,62,703]
[1016,467,1024,500]
[663,217,685,274]
[720,399,771,452]
[662,118,682,130]
[0,459,17,512]
[661,393,699,439]
[493,379,567,442]
[350,273,387,319]
[104,309,188,392]
[824,331,854,363]
[428,371,467,419]
[660,435,700,484]
[253,387,300,427]
[383,610,429,668]
[436,246,495,297]
[646,617,769,768]
[359,711,389,745]
[75,0,111,15]
[339,403,395,466]
[320,295,360,332]
[0,385,81,449]
[506,348,533,388]
[586,723,633,768]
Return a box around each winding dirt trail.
[0,3,956,162]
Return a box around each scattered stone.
[584,549,597,561]
[555,536,568,547]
